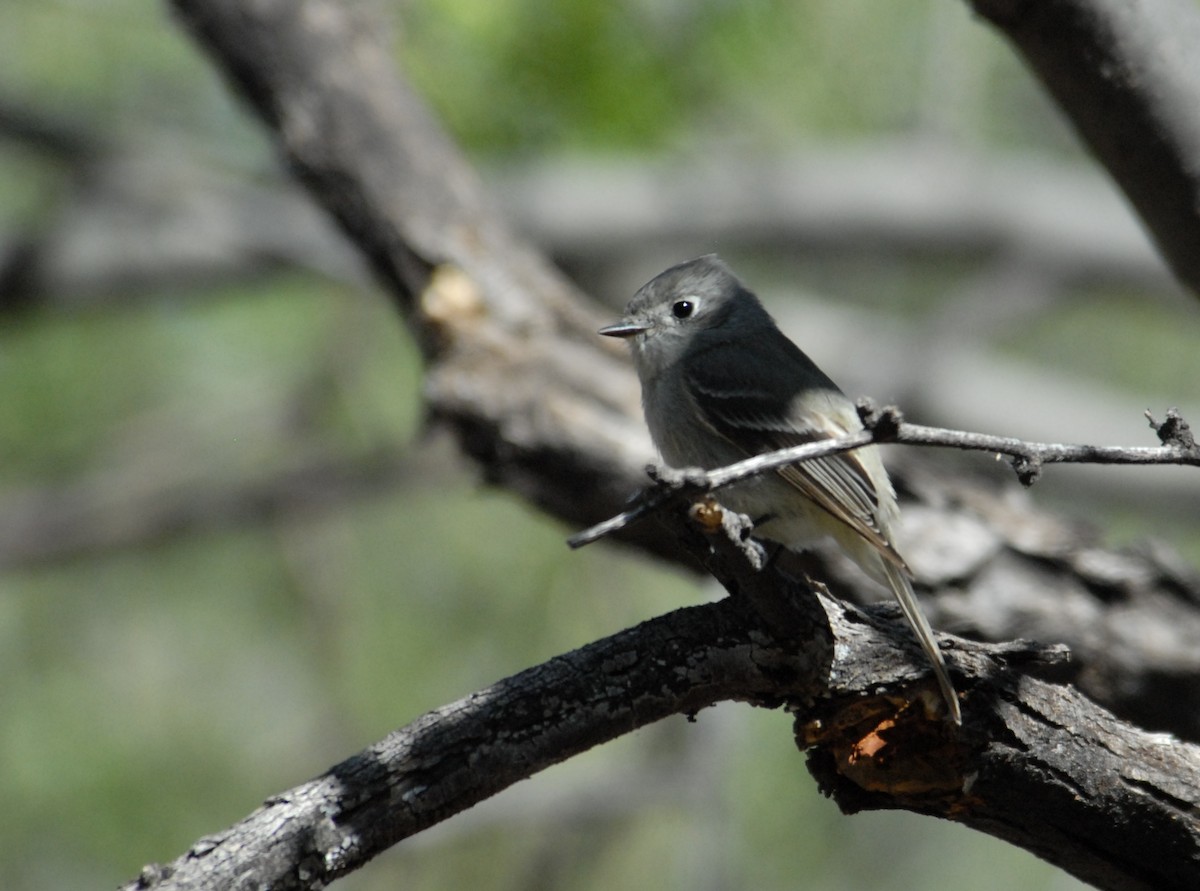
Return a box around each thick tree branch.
[805,659,1200,891]
[970,0,1200,296]
[120,595,824,891]
[169,0,663,556]
[123,505,1198,891]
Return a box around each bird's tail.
[881,559,961,725]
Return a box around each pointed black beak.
[599,320,650,338]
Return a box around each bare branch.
[571,406,1200,547]
[880,404,1200,485]
[117,597,818,891]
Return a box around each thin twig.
[569,406,1199,548]
[565,433,874,549]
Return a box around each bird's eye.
[672,299,696,319]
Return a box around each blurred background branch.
[971,0,1200,294]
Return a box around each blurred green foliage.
[401,0,1064,154]
[2,1,1192,890]
[1003,290,1200,399]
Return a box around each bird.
[600,255,960,724]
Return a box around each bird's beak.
[598,319,650,338]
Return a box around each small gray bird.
[600,255,960,724]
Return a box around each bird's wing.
[684,331,908,570]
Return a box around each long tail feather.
[881,560,961,724]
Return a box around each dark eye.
[672,299,696,319]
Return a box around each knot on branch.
[1146,407,1196,450]
[645,463,712,495]
[856,398,903,440]
[1011,453,1042,486]
[684,499,767,571]
[988,639,1071,669]
[646,469,765,571]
